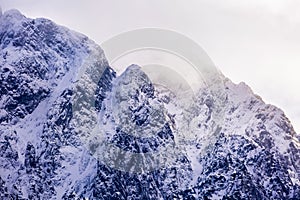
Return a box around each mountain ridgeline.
[0,10,300,199]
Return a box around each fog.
[1,0,299,132]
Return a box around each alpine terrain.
[0,9,300,199]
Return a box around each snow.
[1,9,300,199]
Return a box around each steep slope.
[0,9,108,199]
[0,9,300,200]
[191,80,300,199]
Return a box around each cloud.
[1,0,299,132]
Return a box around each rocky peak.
[0,10,299,200]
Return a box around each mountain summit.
[0,10,300,199]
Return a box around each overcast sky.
[1,0,299,133]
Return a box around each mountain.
[0,9,300,200]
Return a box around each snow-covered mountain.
[0,10,300,199]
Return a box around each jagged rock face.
[0,10,92,125]
[0,10,300,200]
[0,9,108,199]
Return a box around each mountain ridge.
[0,9,299,199]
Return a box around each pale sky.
[1,0,299,133]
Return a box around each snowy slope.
[0,9,108,199]
[0,10,300,200]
